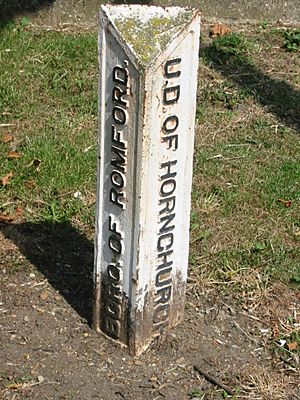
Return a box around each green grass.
[283,29,300,52]
[259,26,300,52]
[0,22,299,291]
[191,28,300,290]
[0,22,97,227]
[205,32,256,64]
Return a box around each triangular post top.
[100,5,199,65]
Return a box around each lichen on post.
[94,4,200,355]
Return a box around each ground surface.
[1,0,300,26]
[0,5,300,400]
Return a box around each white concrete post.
[94,5,200,355]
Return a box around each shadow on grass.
[1,221,94,325]
[202,43,300,133]
[0,0,54,28]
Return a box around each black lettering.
[110,187,124,208]
[159,213,175,234]
[155,267,172,287]
[152,58,183,330]
[157,232,174,252]
[162,115,179,133]
[108,234,122,255]
[112,86,128,108]
[162,134,178,150]
[160,178,176,197]
[157,249,173,270]
[163,85,180,105]
[107,282,122,303]
[159,196,176,215]
[155,285,172,305]
[160,160,177,179]
[107,263,121,283]
[111,170,124,188]
[113,106,127,125]
[111,146,126,173]
[104,316,120,338]
[164,58,181,78]
[106,298,121,319]
[113,65,128,86]
[111,125,126,149]
[103,62,130,334]
[109,215,121,235]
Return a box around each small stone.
[40,291,49,301]
[134,360,144,366]
[29,273,36,278]
[176,356,186,365]
[37,375,44,383]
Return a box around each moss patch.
[114,11,194,64]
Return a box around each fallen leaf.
[0,171,13,186]
[0,214,15,223]
[277,198,292,207]
[15,206,24,217]
[1,133,13,143]
[272,321,279,338]
[7,151,21,159]
[287,341,298,351]
[210,23,232,37]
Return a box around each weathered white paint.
[94,4,200,355]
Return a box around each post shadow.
[0,0,54,28]
[1,221,94,325]
[201,43,300,133]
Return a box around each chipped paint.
[94,5,200,354]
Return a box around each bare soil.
[1,4,300,400]
[0,223,299,399]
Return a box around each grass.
[283,29,300,52]
[1,20,299,287]
[191,26,300,293]
[0,17,299,400]
[0,21,97,229]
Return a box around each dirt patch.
[1,223,299,399]
[0,8,299,400]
